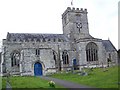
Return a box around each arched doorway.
[73,59,77,66]
[34,62,43,76]
[73,59,77,70]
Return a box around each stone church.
[0,7,118,76]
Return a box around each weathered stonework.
[0,7,118,76]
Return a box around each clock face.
[76,23,82,28]
[76,23,82,33]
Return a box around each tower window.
[76,14,81,22]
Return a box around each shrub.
[48,81,55,88]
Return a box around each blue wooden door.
[73,59,77,66]
[34,62,42,76]
[73,59,77,70]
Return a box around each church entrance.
[34,62,43,76]
[73,59,77,70]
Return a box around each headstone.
[87,67,93,73]
[6,81,12,90]
[79,66,82,71]
[66,71,69,73]
[80,71,88,76]
[103,67,108,72]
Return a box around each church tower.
[62,7,91,41]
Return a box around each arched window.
[53,50,57,65]
[48,38,51,42]
[58,38,61,42]
[86,42,98,62]
[109,53,111,60]
[11,51,20,67]
[42,38,46,42]
[62,50,69,64]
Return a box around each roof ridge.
[6,33,69,42]
[9,33,63,35]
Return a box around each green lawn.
[51,66,119,88]
[0,76,2,90]
[2,76,63,89]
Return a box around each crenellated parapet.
[67,7,87,12]
[62,7,87,17]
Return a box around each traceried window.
[42,38,46,42]
[53,50,57,65]
[62,50,69,64]
[11,51,20,67]
[107,53,112,62]
[58,38,61,42]
[86,42,98,62]
[48,38,51,42]
[109,53,111,60]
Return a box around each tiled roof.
[6,33,69,42]
[102,40,117,52]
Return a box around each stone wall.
[2,39,71,75]
[76,38,108,66]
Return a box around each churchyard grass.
[2,76,64,88]
[51,66,119,88]
[0,76,2,90]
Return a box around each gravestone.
[80,70,88,76]
[6,81,12,90]
[6,72,12,90]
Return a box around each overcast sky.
[0,0,119,50]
